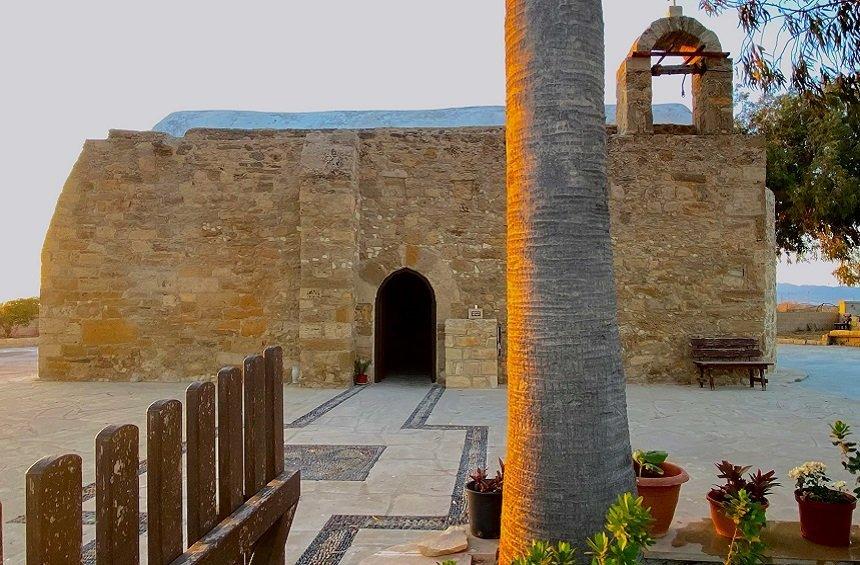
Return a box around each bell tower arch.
[616,5,733,134]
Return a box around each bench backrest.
[690,337,762,360]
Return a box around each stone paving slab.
[1,347,859,564]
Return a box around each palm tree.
[499,0,635,561]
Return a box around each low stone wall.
[826,330,860,347]
[0,337,39,349]
[776,311,839,333]
[10,321,38,338]
[444,319,499,388]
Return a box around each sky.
[0,0,842,302]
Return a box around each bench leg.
[708,367,715,391]
[698,366,705,388]
[760,367,767,391]
[749,367,755,388]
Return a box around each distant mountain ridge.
[777,283,860,305]
[153,104,693,137]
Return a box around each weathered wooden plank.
[264,345,285,480]
[244,355,267,499]
[693,360,772,367]
[692,348,762,359]
[217,367,244,520]
[259,345,287,565]
[96,424,140,565]
[170,470,301,565]
[26,454,82,565]
[186,382,217,546]
[690,337,758,348]
[248,505,296,565]
[147,399,183,565]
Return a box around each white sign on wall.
[468,306,484,320]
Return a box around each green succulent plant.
[633,450,668,478]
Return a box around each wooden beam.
[169,470,301,564]
[651,63,706,76]
[632,50,729,59]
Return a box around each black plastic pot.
[466,484,502,539]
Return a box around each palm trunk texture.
[499,0,635,562]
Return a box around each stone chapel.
[40,9,776,387]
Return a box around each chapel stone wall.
[40,129,305,381]
[41,126,773,386]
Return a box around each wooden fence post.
[243,355,267,499]
[217,367,244,520]
[252,346,290,565]
[264,346,285,480]
[186,382,217,546]
[25,454,82,565]
[96,424,140,565]
[147,399,183,565]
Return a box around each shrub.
[586,493,654,565]
[0,297,39,338]
[830,420,860,498]
[723,490,768,565]
[510,493,654,565]
[512,541,576,565]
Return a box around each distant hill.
[777,283,860,305]
[153,104,693,137]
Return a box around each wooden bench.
[691,337,773,390]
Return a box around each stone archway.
[374,268,436,382]
[357,245,462,384]
[615,7,732,135]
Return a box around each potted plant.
[706,461,779,538]
[353,358,370,385]
[790,420,859,547]
[633,450,689,537]
[465,459,503,539]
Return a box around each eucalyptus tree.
[499,0,634,561]
[701,0,860,103]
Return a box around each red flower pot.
[636,462,690,538]
[707,492,769,538]
[354,373,368,385]
[795,490,856,547]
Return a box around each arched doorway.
[374,269,436,382]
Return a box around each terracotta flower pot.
[354,373,368,385]
[636,462,689,538]
[795,490,857,547]
[707,491,769,538]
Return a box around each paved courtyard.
[0,345,858,563]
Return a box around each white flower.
[834,480,847,491]
[789,461,827,480]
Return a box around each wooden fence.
[20,345,300,565]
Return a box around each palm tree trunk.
[499,0,635,562]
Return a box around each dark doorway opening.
[374,269,436,382]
